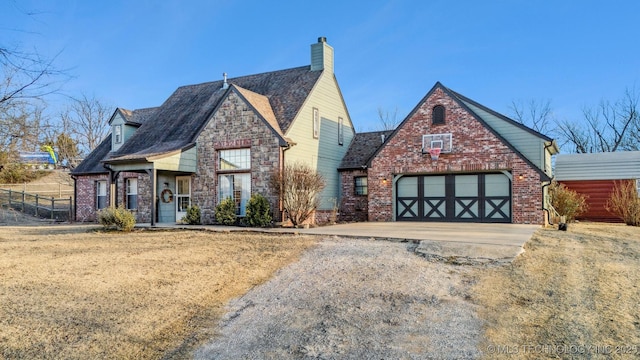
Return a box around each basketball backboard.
[422,133,452,153]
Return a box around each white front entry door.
[175,176,191,221]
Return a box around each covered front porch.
[104,146,196,226]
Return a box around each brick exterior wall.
[367,87,544,224]
[339,169,369,222]
[191,90,283,224]
[75,172,152,223]
[74,173,109,222]
[116,172,151,223]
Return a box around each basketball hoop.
[429,147,441,161]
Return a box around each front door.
[176,176,191,221]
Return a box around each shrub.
[606,180,640,226]
[270,162,325,227]
[97,206,136,231]
[181,205,201,225]
[244,193,272,227]
[549,181,588,222]
[215,197,237,225]
[0,164,48,184]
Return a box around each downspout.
[541,141,556,226]
[542,180,553,226]
[280,143,292,223]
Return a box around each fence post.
[35,194,39,217]
[59,183,62,198]
[22,191,25,212]
[69,196,73,222]
[51,197,55,220]
[8,189,11,207]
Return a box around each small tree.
[244,193,272,227]
[215,197,237,225]
[270,162,325,227]
[606,180,640,226]
[549,181,588,222]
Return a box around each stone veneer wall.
[339,169,369,222]
[367,87,544,224]
[75,173,109,222]
[191,91,283,224]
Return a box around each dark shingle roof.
[109,66,321,160]
[125,107,158,125]
[339,130,393,170]
[71,134,112,175]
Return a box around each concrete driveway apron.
[288,222,540,262]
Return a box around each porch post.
[110,170,120,208]
[146,168,157,227]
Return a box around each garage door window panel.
[454,175,479,220]
[484,174,511,220]
[423,176,446,219]
[397,177,419,219]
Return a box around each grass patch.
[0,226,317,359]
[473,223,640,359]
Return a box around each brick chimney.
[310,37,334,73]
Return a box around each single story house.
[339,82,559,224]
[72,37,355,225]
[555,151,640,222]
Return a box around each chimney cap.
[318,36,327,43]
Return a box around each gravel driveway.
[194,237,483,359]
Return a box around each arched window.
[432,105,445,125]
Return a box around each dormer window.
[114,125,122,144]
[432,105,445,125]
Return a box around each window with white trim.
[219,148,250,170]
[114,125,122,144]
[126,178,138,210]
[338,117,344,145]
[313,107,319,139]
[219,173,251,216]
[96,180,107,210]
[636,179,640,198]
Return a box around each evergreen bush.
[215,197,237,225]
[181,205,201,225]
[244,193,272,227]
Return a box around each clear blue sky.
[2,0,639,133]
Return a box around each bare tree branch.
[556,87,639,153]
[508,98,554,134]
[377,107,401,131]
[62,94,112,155]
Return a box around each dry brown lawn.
[0,226,317,359]
[473,223,640,359]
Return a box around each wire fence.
[0,189,73,222]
